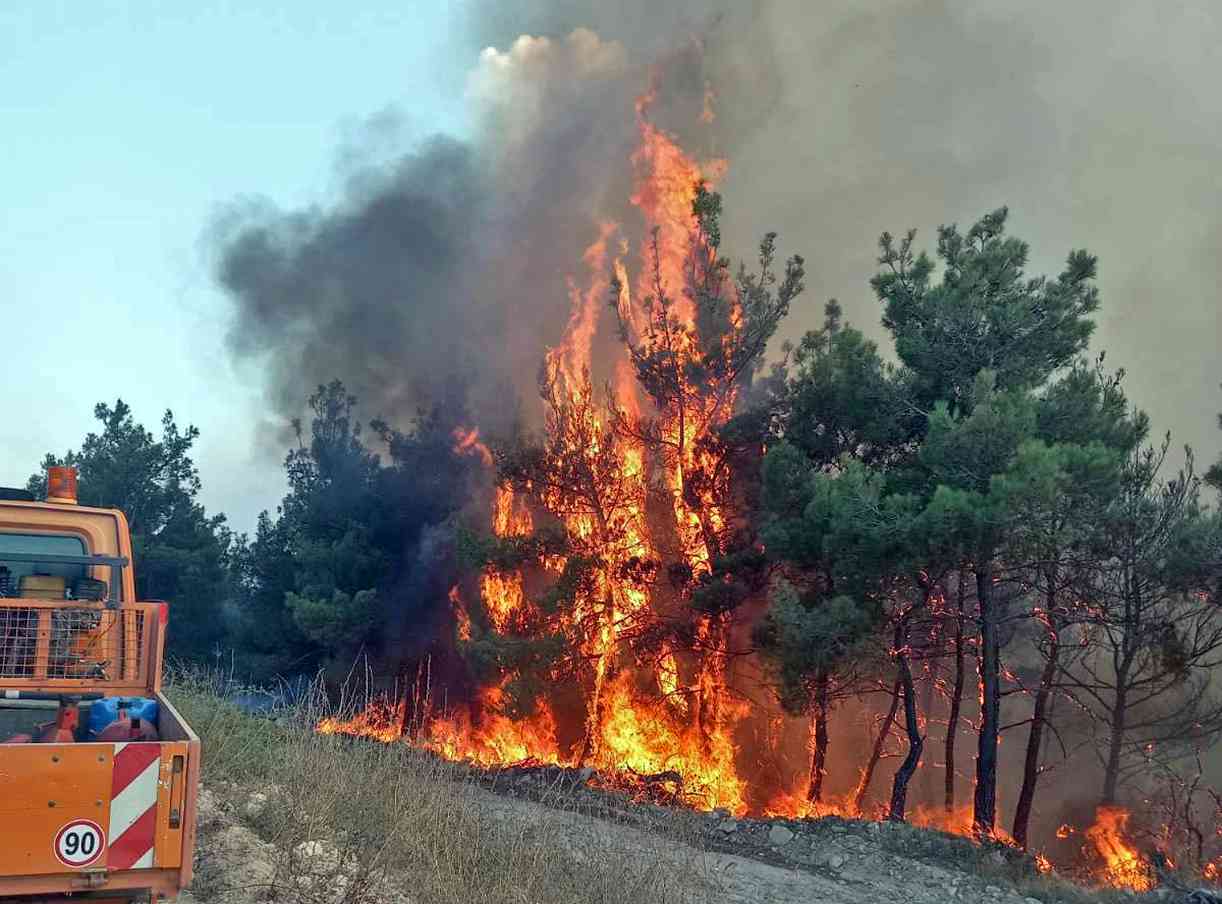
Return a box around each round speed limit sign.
[53,819,105,868]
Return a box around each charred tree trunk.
[693,613,729,760]
[576,570,618,766]
[945,569,967,813]
[917,658,937,802]
[807,669,831,804]
[973,565,1001,838]
[888,617,924,822]
[398,656,433,740]
[1101,684,1128,806]
[691,499,727,762]
[1012,589,1061,848]
[853,676,902,816]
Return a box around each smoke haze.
[718,0,1222,473]
[215,0,1221,471]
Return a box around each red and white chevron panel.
[108,742,160,870]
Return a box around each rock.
[1023,898,1043,904]
[295,839,342,874]
[768,824,794,846]
[984,886,1001,897]
[813,846,846,871]
[242,791,269,820]
[718,818,738,834]
[211,824,276,887]
[196,788,223,827]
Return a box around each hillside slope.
[168,678,1215,904]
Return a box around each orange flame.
[1084,806,1154,891]
[318,698,404,744]
[450,586,472,642]
[452,427,494,468]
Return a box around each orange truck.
[0,467,199,904]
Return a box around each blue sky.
[1,2,472,531]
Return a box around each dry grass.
[167,670,710,904]
[166,670,1184,904]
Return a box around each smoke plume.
[216,1,1219,473]
[217,28,668,434]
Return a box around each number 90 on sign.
[54,819,105,867]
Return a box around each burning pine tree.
[429,92,804,812]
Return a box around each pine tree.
[29,401,233,660]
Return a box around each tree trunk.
[973,565,1001,838]
[693,614,728,760]
[578,584,619,766]
[1101,687,1127,806]
[1012,604,1060,849]
[888,635,924,821]
[807,669,830,804]
[917,658,937,802]
[945,569,967,813]
[853,676,901,816]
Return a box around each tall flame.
[323,85,751,813]
[1084,806,1154,892]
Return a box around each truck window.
[0,533,88,599]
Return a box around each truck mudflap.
[0,733,197,900]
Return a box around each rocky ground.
[476,784,1042,904]
[161,675,1219,904]
[174,759,1222,904]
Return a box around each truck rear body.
[0,488,199,903]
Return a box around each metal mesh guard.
[0,605,143,681]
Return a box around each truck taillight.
[159,602,169,625]
[46,466,78,505]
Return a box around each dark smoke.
[215,28,663,434]
[215,135,484,435]
[214,6,787,438]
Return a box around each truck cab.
[0,468,198,903]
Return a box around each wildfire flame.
[318,698,404,745]
[452,427,494,468]
[1084,806,1154,892]
[320,81,753,812]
